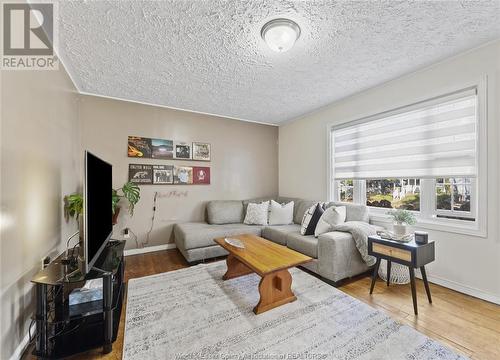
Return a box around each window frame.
[433,178,476,220]
[327,79,488,237]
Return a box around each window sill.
[369,213,487,238]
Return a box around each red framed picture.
[192,166,210,184]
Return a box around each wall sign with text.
[129,164,210,185]
[128,136,211,161]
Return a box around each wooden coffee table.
[214,234,312,314]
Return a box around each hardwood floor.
[24,249,500,360]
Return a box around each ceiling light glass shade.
[261,18,301,52]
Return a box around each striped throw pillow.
[300,202,325,235]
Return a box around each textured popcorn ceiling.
[57,1,500,124]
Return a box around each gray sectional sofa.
[174,197,379,285]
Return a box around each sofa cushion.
[268,200,294,225]
[286,232,318,258]
[261,224,301,245]
[317,231,370,282]
[277,197,317,225]
[294,200,318,225]
[325,202,369,222]
[207,200,244,224]
[174,223,262,250]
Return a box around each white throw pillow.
[314,206,346,237]
[268,200,294,225]
[244,201,269,225]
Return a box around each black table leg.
[370,258,381,294]
[420,266,432,304]
[386,260,391,286]
[35,283,48,357]
[409,267,418,315]
[103,272,113,354]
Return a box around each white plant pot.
[393,223,407,237]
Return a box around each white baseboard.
[421,273,500,305]
[124,243,176,256]
[9,330,31,360]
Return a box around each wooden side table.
[368,235,435,315]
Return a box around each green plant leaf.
[64,193,83,220]
[386,209,417,225]
[111,189,120,214]
[120,181,140,215]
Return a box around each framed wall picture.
[151,138,174,159]
[174,166,193,184]
[128,136,152,158]
[128,164,153,184]
[152,165,174,184]
[192,142,211,161]
[193,166,210,184]
[174,141,191,159]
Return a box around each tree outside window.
[366,178,420,211]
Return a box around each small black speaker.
[414,231,428,244]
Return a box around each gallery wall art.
[193,166,210,184]
[129,164,210,185]
[151,139,174,159]
[153,165,174,184]
[174,142,191,160]
[128,164,153,184]
[128,137,152,158]
[174,166,193,184]
[192,142,211,161]
[128,136,210,161]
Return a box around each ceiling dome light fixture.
[261,18,301,53]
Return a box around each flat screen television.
[81,151,113,274]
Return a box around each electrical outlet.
[123,228,130,239]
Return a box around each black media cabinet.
[31,240,125,358]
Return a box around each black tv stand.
[31,240,125,358]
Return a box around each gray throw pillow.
[244,201,269,225]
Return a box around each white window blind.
[332,88,477,180]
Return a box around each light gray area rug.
[123,262,467,360]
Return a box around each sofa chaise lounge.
[174,197,379,285]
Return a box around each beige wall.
[0,72,278,359]
[79,95,279,250]
[279,41,500,303]
[0,66,80,358]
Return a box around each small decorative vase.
[393,223,407,237]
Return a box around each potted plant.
[64,181,141,226]
[386,209,416,237]
[111,182,140,223]
[65,193,84,236]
